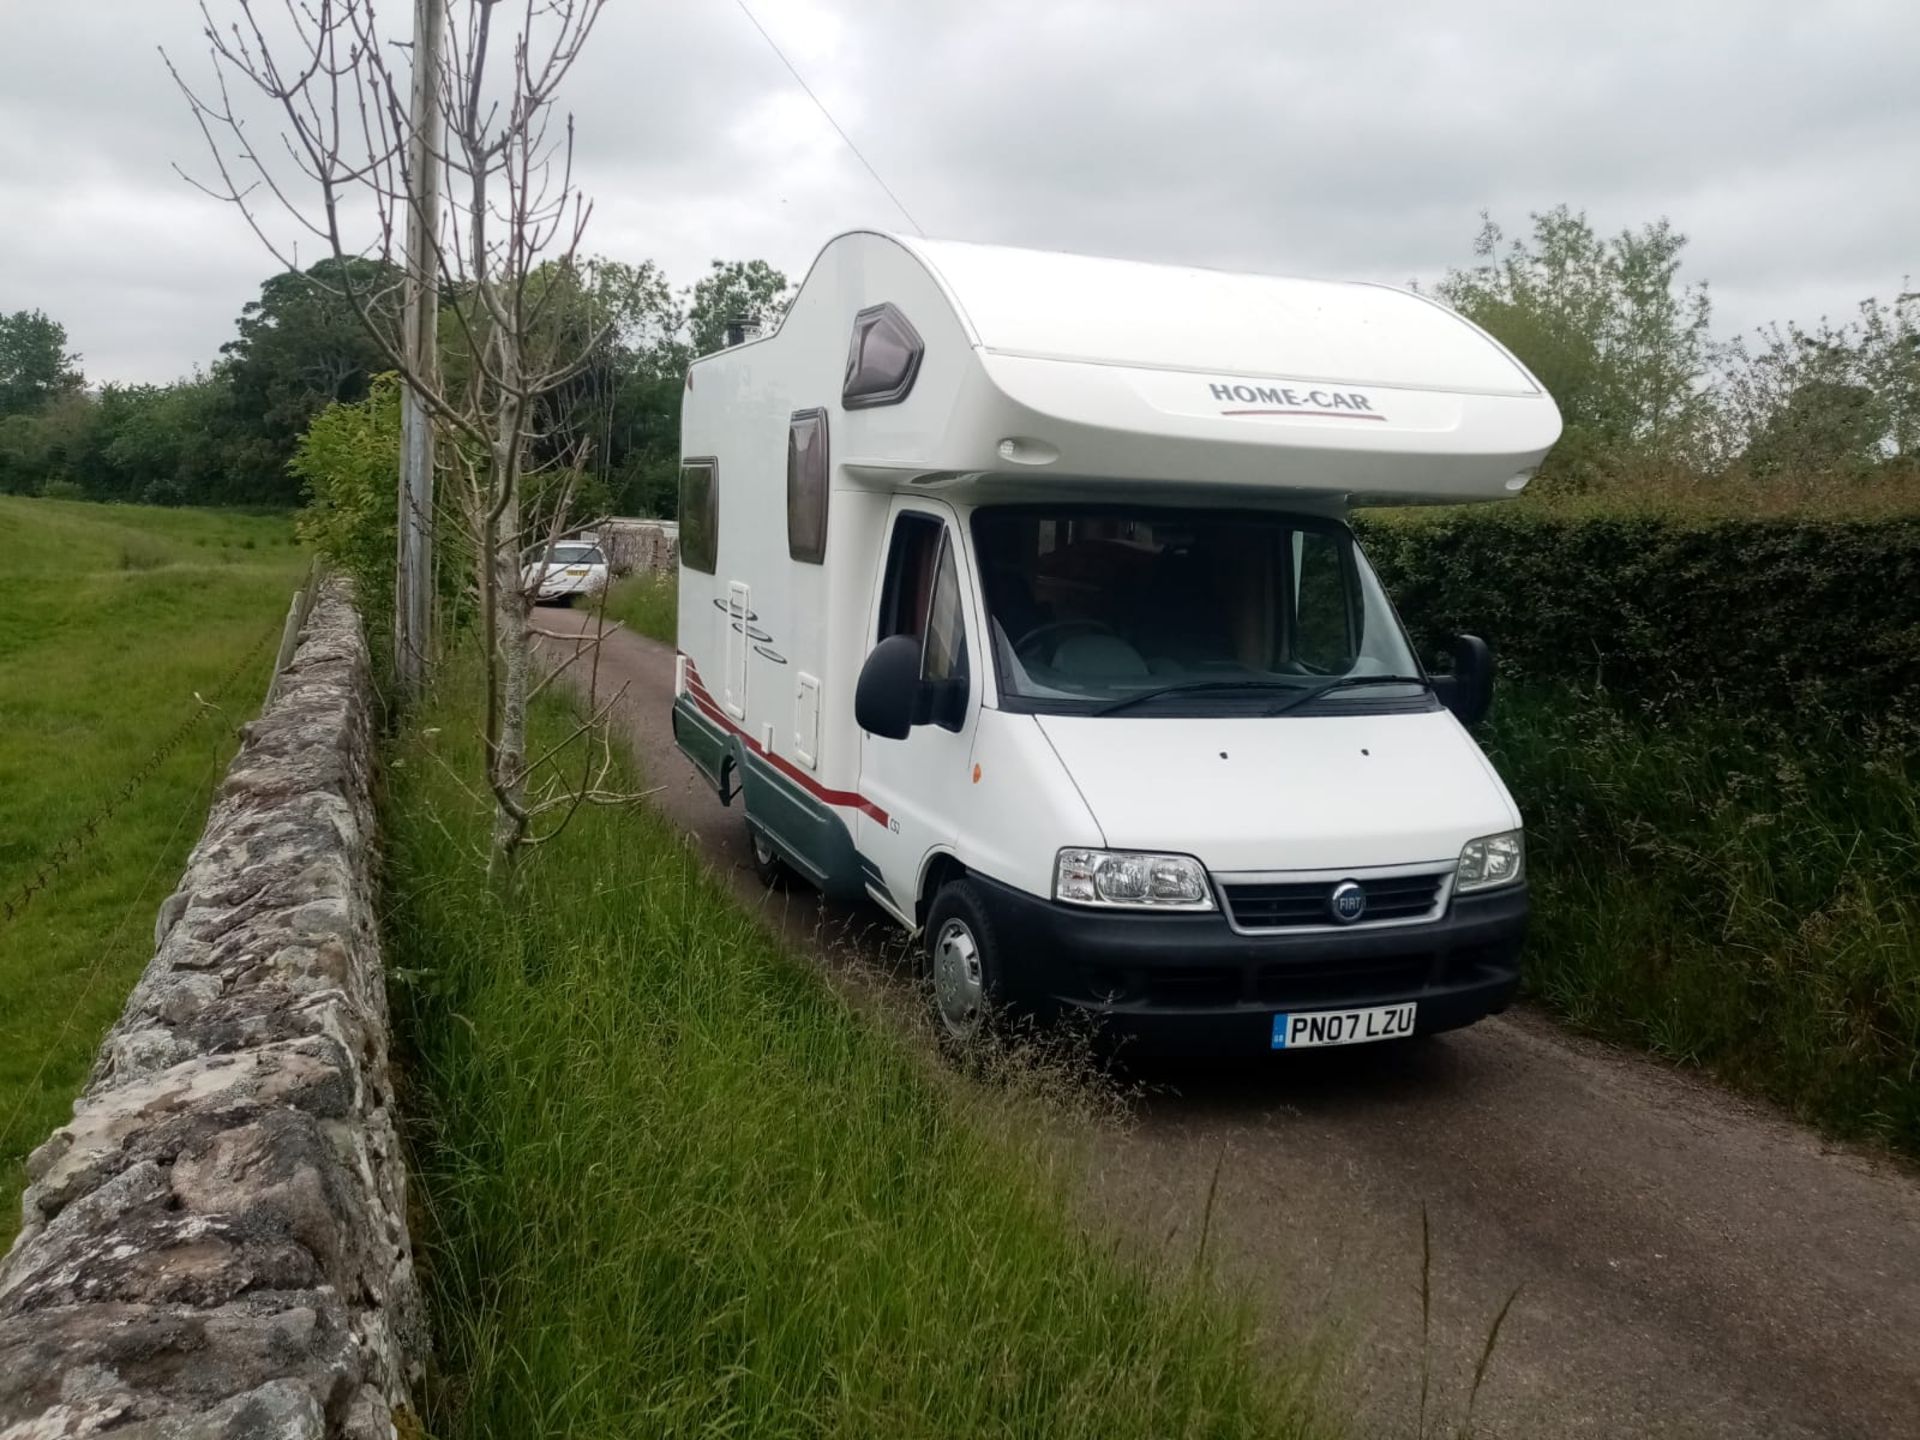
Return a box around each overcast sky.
[1,0,1915,385]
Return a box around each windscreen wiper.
[1093,679,1308,717]
[1264,675,1431,717]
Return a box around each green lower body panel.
[671,693,865,901]
[672,693,733,801]
[737,750,867,901]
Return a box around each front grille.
[1221,872,1446,930]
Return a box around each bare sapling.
[170,0,643,880]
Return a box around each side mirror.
[854,634,924,740]
[1431,634,1495,727]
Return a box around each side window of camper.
[1291,530,1355,672]
[787,409,829,563]
[680,459,718,574]
[842,303,924,409]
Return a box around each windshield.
[970,507,1427,715]
[547,544,603,566]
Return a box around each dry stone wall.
[0,582,421,1440]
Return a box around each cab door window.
[923,538,969,686]
[878,513,942,642]
[877,511,969,729]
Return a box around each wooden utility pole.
[395,0,445,694]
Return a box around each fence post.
[266,561,325,709]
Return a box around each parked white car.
[524,541,609,605]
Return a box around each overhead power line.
[731,0,926,236]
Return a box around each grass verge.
[0,496,305,1242]
[384,670,1340,1438]
[600,568,676,643]
[1486,686,1920,1152]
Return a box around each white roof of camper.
[685,231,1562,505]
[894,235,1540,399]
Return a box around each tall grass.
[1486,686,1920,1151]
[385,676,1341,1439]
[600,568,676,643]
[0,497,303,1243]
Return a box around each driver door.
[856,499,979,926]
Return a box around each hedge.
[1357,509,1920,724]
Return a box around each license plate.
[565,567,589,576]
[1271,1002,1417,1049]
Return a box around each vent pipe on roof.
[723,315,763,347]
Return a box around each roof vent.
[723,316,763,347]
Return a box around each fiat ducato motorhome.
[670,233,1560,1053]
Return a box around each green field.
[386,673,1340,1438]
[0,497,305,1242]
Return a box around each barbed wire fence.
[0,744,226,1157]
[0,564,328,1162]
[0,561,324,935]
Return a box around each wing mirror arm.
[1432,634,1495,727]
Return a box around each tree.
[0,411,60,494]
[503,257,682,490]
[1723,294,1920,480]
[1436,208,1716,486]
[531,257,686,516]
[219,259,400,497]
[598,370,684,516]
[174,0,627,880]
[101,377,243,504]
[291,376,410,653]
[0,310,83,418]
[685,259,793,357]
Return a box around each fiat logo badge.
[1329,880,1367,924]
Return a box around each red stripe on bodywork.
[682,657,889,826]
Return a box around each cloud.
[1,0,1914,384]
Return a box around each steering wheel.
[1013,618,1120,662]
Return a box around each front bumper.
[973,872,1527,1055]
[531,573,606,602]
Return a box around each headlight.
[1054,848,1214,910]
[1456,831,1525,893]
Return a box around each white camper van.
[672,233,1560,1054]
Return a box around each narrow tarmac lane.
[539,609,1920,1439]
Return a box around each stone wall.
[0,582,422,1440]
[597,518,678,577]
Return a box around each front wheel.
[924,878,1003,1042]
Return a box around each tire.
[746,818,786,889]
[924,877,1003,1043]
